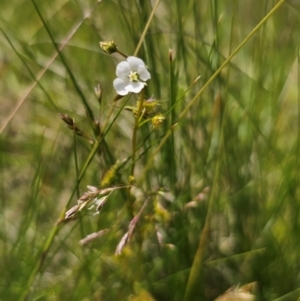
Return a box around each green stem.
[169,49,176,190]
[126,90,145,217]
[130,90,145,177]
[133,0,161,56]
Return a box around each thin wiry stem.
[126,89,145,218]
[169,49,176,190]
[130,89,145,177]
[133,0,161,56]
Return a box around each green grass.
[1,0,300,300]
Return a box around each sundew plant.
[0,0,300,300]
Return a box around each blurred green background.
[1,0,300,300]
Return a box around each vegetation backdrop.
[0,0,300,300]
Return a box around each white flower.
[113,56,151,96]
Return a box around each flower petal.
[114,56,151,95]
[116,61,131,78]
[113,78,130,95]
[125,81,145,94]
[138,65,151,81]
[127,56,145,72]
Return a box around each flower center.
[128,71,139,82]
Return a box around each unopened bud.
[94,84,102,99]
[99,40,118,54]
[169,48,173,62]
[94,83,102,106]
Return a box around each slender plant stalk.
[130,89,145,177]
[169,49,176,190]
[133,0,161,56]
[297,45,300,205]
[124,90,146,218]
[73,122,80,199]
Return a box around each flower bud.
[99,40,118,54]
